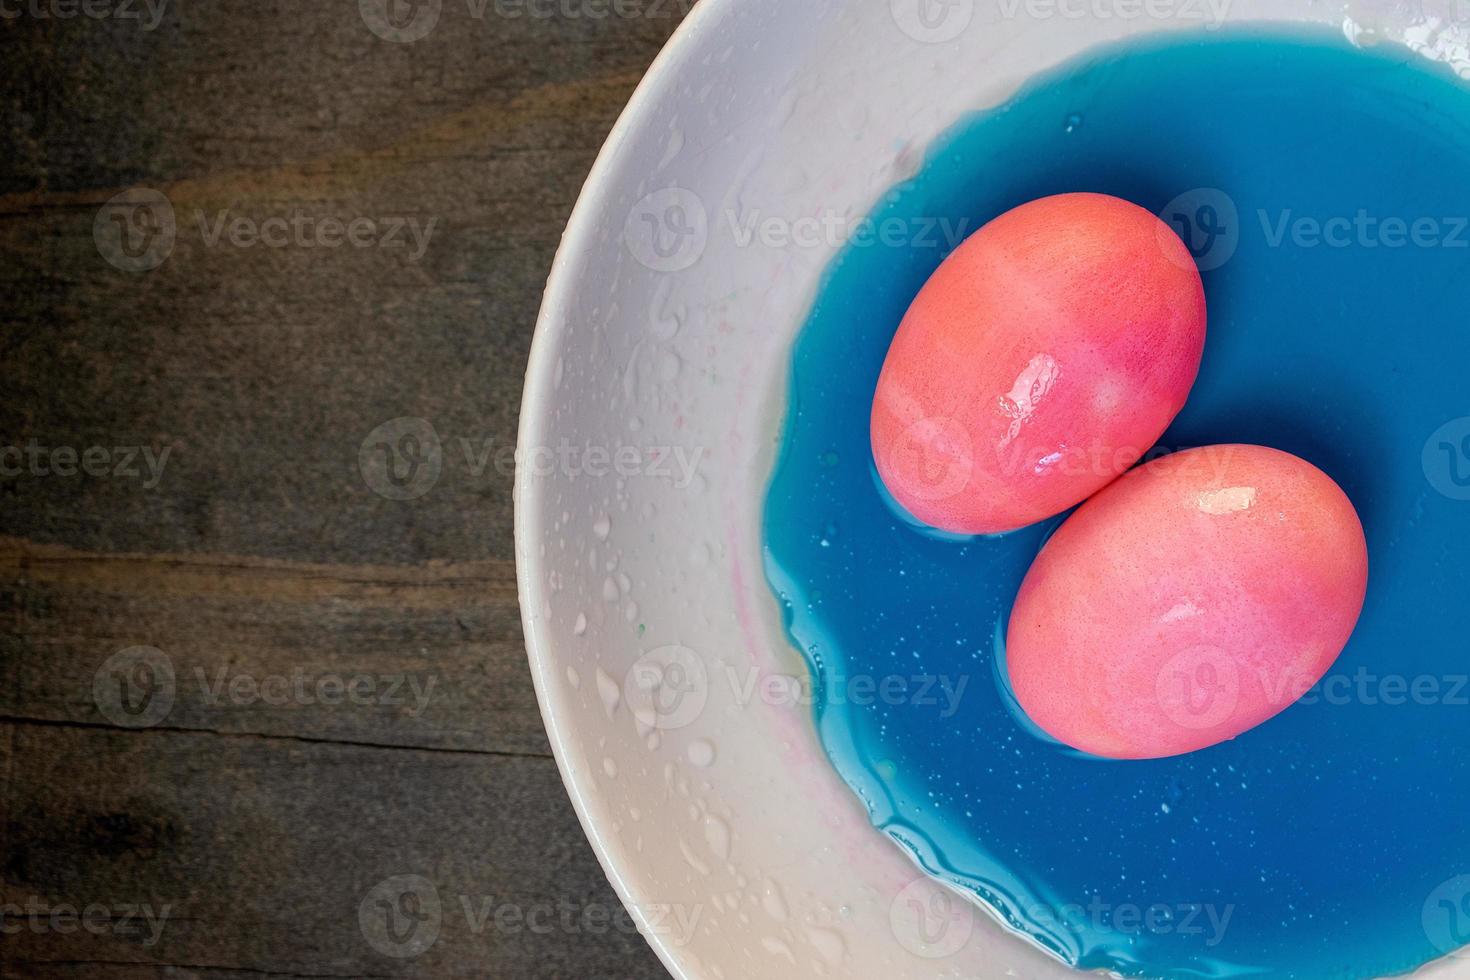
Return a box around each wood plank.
[0,722,674,979]
[0,2,696,977]
[0,534,543,756]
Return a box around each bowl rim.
[513,2,735,978]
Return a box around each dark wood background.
[0,1,691,976]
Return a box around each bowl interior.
[517,2,1470,977]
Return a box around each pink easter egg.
[1006,444,1369,760]
[871,192,1207,534]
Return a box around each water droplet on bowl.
[687,739,716,767]
[808,927,846,965]
[595,668,622,719]
[705,815,731,859]
[761,879,789,921]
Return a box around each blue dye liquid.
[763,27,1470,980]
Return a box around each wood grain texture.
[0,1,694,976]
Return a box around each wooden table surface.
[0,2,691,977]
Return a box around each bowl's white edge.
[513,2,737,979]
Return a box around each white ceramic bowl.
[516,2,1470,977]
